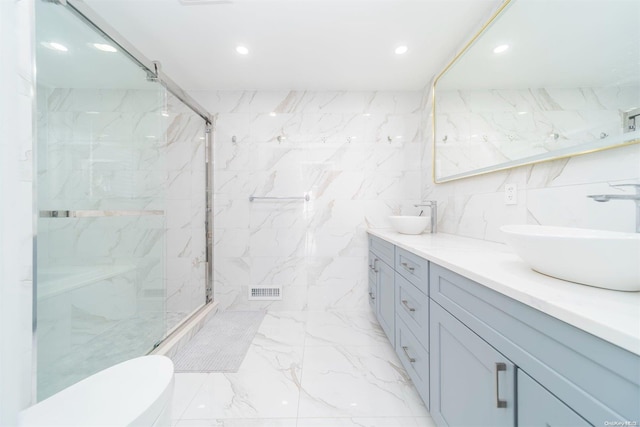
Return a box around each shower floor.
[170,310,437,426]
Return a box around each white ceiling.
[82,0,502,91]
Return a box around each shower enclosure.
[34,0,213,400]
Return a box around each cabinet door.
[517,369,590,427]
[430,302,515,427]
[376,259,395,345]
[368,251,378,312]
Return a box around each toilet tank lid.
[20,355,174,426]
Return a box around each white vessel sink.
[389,216,429,235]
[501,225,640,291]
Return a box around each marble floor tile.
[305,310,388,346]
[296,417,437,427]
[179,344,303,420]
[297,344,429,418]
[252,311,308,348]
[172,373,209,421]
[171,310,436,426]
[175,419,297,427]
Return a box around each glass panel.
[35,1,167,400]
[163,93,208,332]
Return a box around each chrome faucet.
[587,184,640,233]
[414,201,437,233]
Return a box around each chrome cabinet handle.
[369,292,375,300]
[373,259,379,273]
[495,362,507,408]
[401,300,416,312]
[402,346,416,363]
[401,262,415,272]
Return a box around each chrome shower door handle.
[495,362,507,408]
[39,210,164,218]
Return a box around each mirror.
[433,0,640,182]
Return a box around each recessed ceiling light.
[92,43,117,53]
[236,45,249,55]
[493,44,509,54]
[41,41,68,52]
[395,45,408,55]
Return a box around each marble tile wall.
[421,84,640,243]
[191,91,424,311]
[0,0,35,422]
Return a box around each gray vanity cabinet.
[394,247,430,406]
[376,259,395,343]
[368,236,395,345]
[517,370,590,427]
[430,263,640,426]
[430,302,515,427]
[367,232,640,427]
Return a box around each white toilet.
[20,355,174,427]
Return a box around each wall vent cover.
[249,286,282,301]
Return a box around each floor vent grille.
[249,287,282,301]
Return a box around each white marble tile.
[305,227,368,258]
[526,181,637,233]
[172,373,209,420]
[296,417,437,427]
[249,228,308,257]
[213,197,251,229]
[297,344,429,418]
[210,90,426,309]
[180,345,303,420]
[305,310,387,347]
[251,311,308,348]
[175,419,297,427]
[306,257,368,311]
[214,229,251,257]
[249,257,308,311]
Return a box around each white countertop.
[368,229,640,356]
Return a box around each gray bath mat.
[172,310,266,373]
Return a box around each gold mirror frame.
[432,0,640,183]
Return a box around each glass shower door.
[35,0,168,400]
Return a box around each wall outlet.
[504,183,517,205]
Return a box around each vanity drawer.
[395,247,429,291]
[395,272,429,351]
[368,234,395,267]
[395,316,429,408]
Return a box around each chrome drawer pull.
[402,346,416,363]
[401,262,415,272]
[401,300,416,312]
[495,362,507,408]
[369,292,375,300]
[373,259,379,273]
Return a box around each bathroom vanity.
[367,230,640,426]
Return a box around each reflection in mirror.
[433,0,640,182]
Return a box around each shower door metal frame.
[36,0,215,343]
